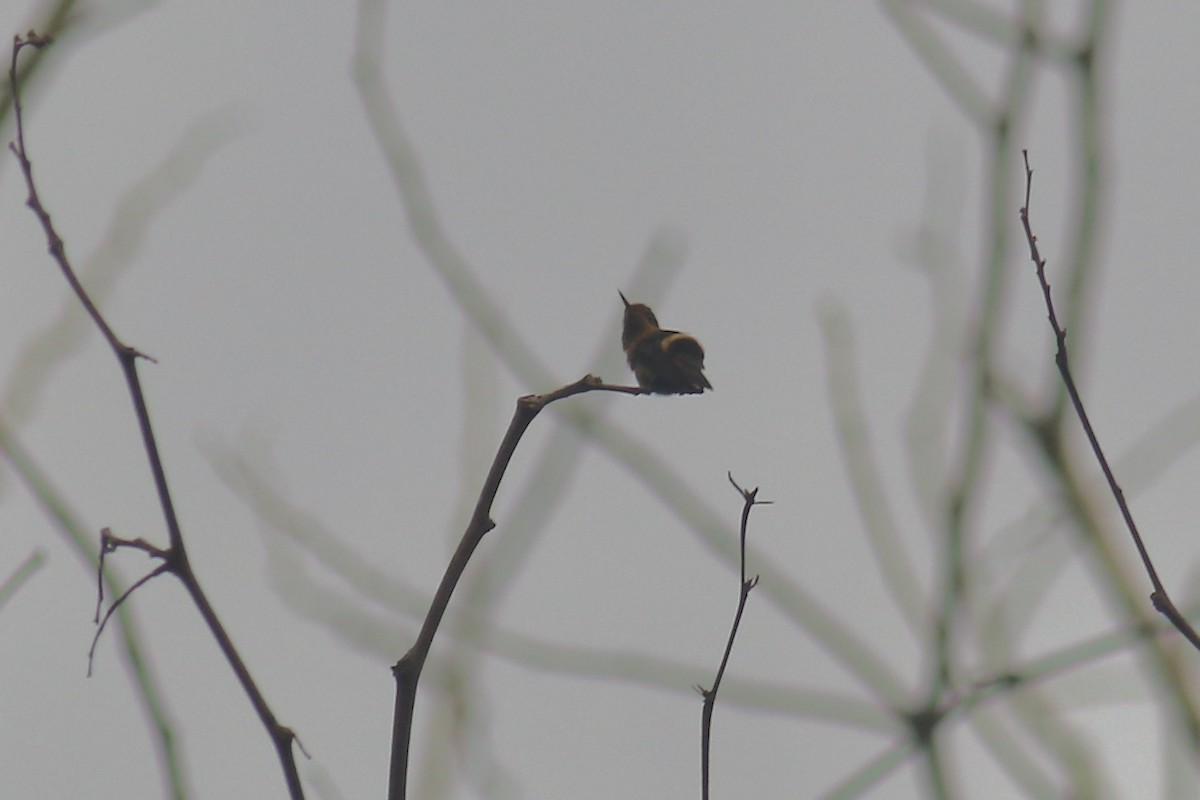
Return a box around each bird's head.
[619,291,660,338]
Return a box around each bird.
[619,291,712,395]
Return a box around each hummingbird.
[619,292,712,395]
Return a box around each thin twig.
[88,562,171,676]
[1019,149,1200,653]
[697,474,770,800]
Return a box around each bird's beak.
[619,290,631,308]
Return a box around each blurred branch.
[351,0,555,392]
[0,547,44,611]
[820,301,926,636]
[878,0,992,125]
[818,740,915,800]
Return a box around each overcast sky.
[5,2,1200,798]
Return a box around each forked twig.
[697,474,770,800]
[1019,149,1200,653]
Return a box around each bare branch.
[8,35,306,799]
[387,374,658,800]
[1019,150,1200,654]
[698,474,769,800]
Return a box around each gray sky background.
[4,1,1200,798]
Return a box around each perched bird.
[619,291,712,395]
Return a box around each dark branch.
[387,373,654,800]
[1019,149,1200,654]
[698,474,769,800]
[9,34,306,799]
